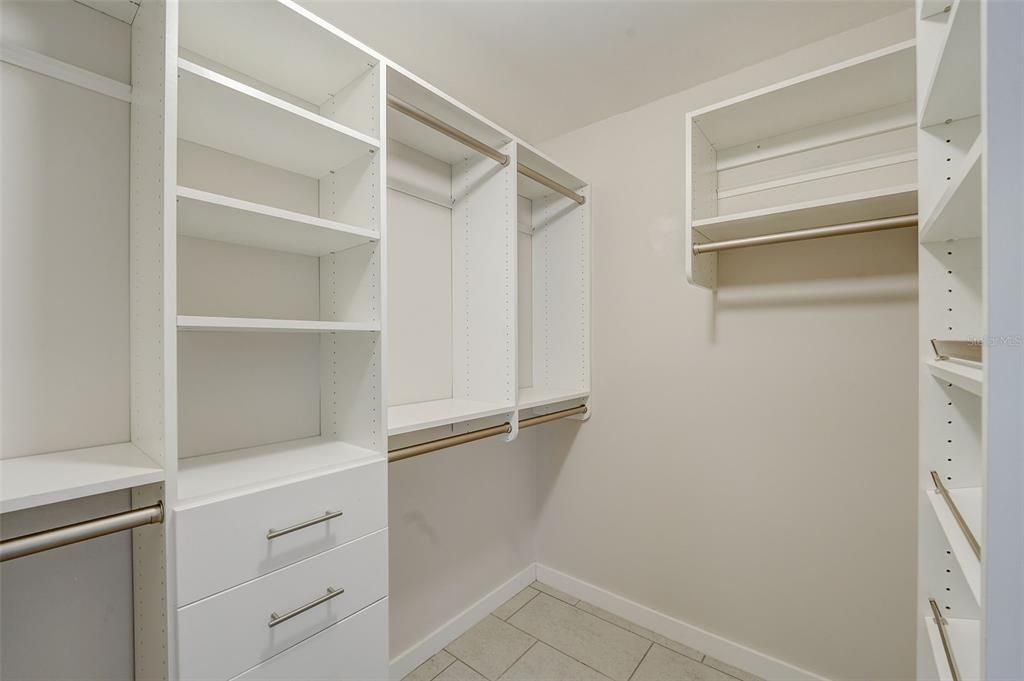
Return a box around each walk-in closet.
[1,1,1021,681]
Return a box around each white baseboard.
[389,564,537,681]
[534,564,829,681]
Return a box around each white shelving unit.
[385,66,518,438]
[685,41,918,288]
[516,143,592,414]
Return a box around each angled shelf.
[919,139,981,243]
[387,399,512,436]
[177,436,381,504]
[176,186,377,257]
[927,358,983,396]
[920,0,951,19]
[920,0,981,128]
[177,58,379,178]
[518,387,590,411]
[927,486,981,605]
[693,185,918,242]
[925,613,980,681]
[177,316,380,333]
[0,443,164,514]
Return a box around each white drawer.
[178,529,388,681]
[230,598,388,681]
[176,459,386,605]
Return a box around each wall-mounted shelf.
[927,486,981,605]
[177,59,379,178]
[176,186,378,257]
[920,0,981,127]
[927,358,983,396]
[919,139,981,243]
[387,399,512,437]
[925,613,980,681]
[177,316,379,333]
[518,387,591,412]
[0,443,164,514]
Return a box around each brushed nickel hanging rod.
[0,502,164,562]
[692,214,918,255]
[386,95,586,205]
[389,404,588,463]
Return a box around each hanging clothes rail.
[692,214,918,255]
[0,502,163,562]
[386,95,586,205]
[389,404,588,463]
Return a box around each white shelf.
[921,0,951,19]
[176,186,378,257]
[177,316,379,333]
[177,59,379,178]
[927,486,982,605]
[387,398,512,436]
[691,42,915,150]
[517,143,586,201]
[927,358,983,396]
[921,0,981,128]
[925,614,981,681]
[693,185,918,242]
[177,436,381,504]
[518,387,589,411]
[920,139,982,243]
[0,443,164,513]
[179,0,375,108]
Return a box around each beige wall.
[536,10,918,681]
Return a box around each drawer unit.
[176,459,386,605]
[178,529,388,681]
[230,598,388,681]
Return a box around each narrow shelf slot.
[927,486,982,605]
[919,139,982,243]
[177,316,379,333]
[0,443,164,513]
[518,387,590,411]
[177,58,379,178]
[387,398,512,436]
[921,0,981,127]
[927,358,983,396]
[693,185,918,242]
[925,613,981,681]
[176,186,378,257]
[177,436,380,503]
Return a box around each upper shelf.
[176,186,378,257]
[693,185,918,242]
[177,59,379,178]
[177,316,380,333]
[920,138,982,243]
[387,398,512,436]
[0,443,164,514]
[927,358,983,396]
[178,0,376,108]
[920,0,981,128]
[518,387,590,411]
[517,142,587,201]
[691,41,915,150]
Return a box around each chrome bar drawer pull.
[266,510,344,540]
[268,587,345,628]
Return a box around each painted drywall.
[536,10,918,681]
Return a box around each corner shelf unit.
[685,41,918,288]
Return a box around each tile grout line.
[495,639,539,681]
[625,641,655,681]
[423,654,458,681]
[500,588,540,622]
[502,604,619,681]
[442,644,495,681]
[446,615,529,681]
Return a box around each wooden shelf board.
[693,185,918,242]
[176,186,377,256]
[518,387,589,411]
[927,358,983,396]
[927,487,982,606]
[177,316,380,333]
[692,42,915,150]
[177,59,379,179]
[920,139,982,243]
[179,0,376,108]
[177,436,381,504]
[1,443,164,514]
[387,398,512,436]
[921,0,981,127]
[925,614,981,681]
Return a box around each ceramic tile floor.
[402,582,765,681]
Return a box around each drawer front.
[178,529,388,681]
[230,598,388,681]
[176,460,386,605]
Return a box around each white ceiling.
[300,0,910,143]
